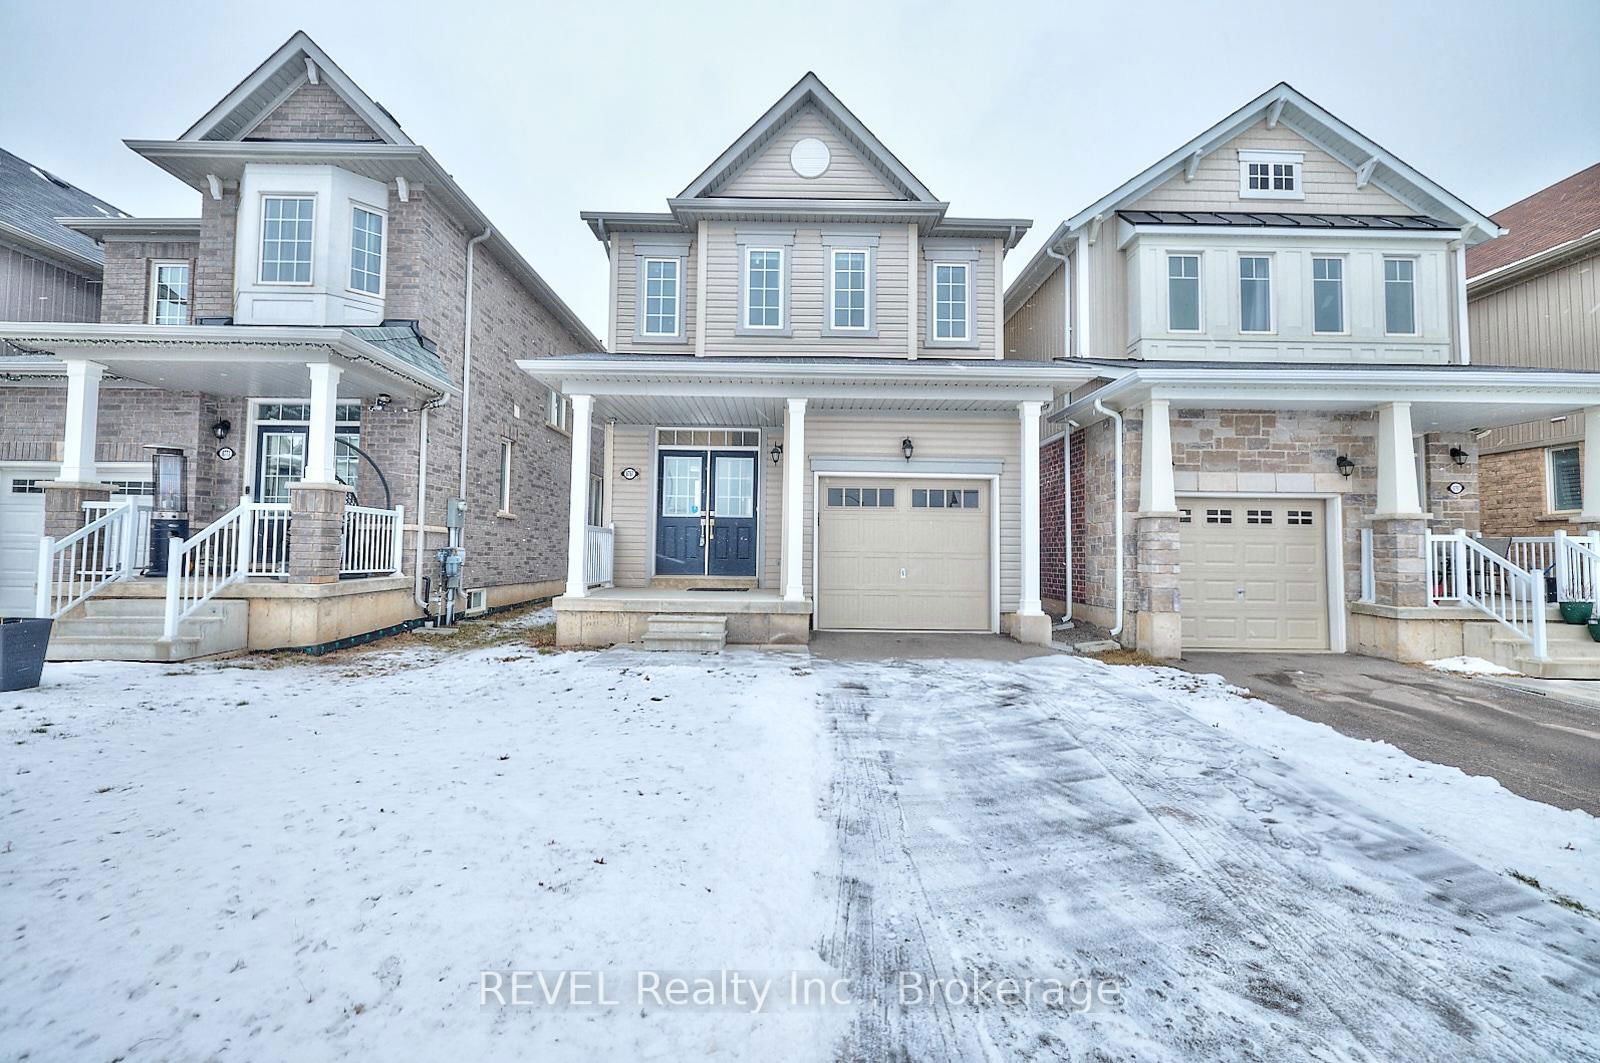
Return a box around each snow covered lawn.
[1,623,841,1061]
[3,621,1598,1061]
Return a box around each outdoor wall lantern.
[901,437,915,461]
[1335,455,1356,478]
[370,393,393,412]
[770,441,783,465]
[210,419,231,441]
[1449,446,1469,466]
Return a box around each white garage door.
[0,468,51,618]
[816,479,990,631]
[1178,498,1330,651]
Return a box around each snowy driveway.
[2,622,1598,1061]
[816,653,1600,1061]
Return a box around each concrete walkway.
[1178,652,1600,815]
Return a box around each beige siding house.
[1005,83,1600,677]
[528,73,1089,649]
[1467,163,1600,537]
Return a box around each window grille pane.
[1384,259,1416,333]
[1239,257,1271,332]
[1167,255,1199,330]
[879,488,894,507]
[912,489,927,508]
[828,488,844,507]
[1312,257,1343,333]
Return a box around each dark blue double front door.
[655,449,758,577]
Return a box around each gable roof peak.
[676,71,937,204]
[179,30,411,146]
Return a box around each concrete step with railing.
[45,597,248,662]
[642,613,727,653]
[1465,610,1600,679]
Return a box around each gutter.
[1094,398,1125,639]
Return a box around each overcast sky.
[4,0,1597,345]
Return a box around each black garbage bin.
[0,617,53,692]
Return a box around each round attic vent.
[790,137,831,179]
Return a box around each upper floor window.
[1238,255,1273,333]
[1312,257,1345,333]
[1384,257,1417,335]
[1238,150,1304,200]
[745,248,785,330]
[545,388,568,432]
[831,249,869,330]
[349,205,385,295]
[150,261,190,325]
[498,439,514,515]
[642,258,680,336]
[933,262,970,341]
[260,195,314,284]
[1166,254,1201,332]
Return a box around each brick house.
[0,32,601,658]
[1466,163,1600,538]
[1005,84,1600,676]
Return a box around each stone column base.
[1370,516,1429,609]
[1135,514,1181,659]
[40,480,110,541]
[287,482,349,585]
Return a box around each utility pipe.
[1094,398,1125,638]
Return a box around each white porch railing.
[1425,529,1547,660]
[35,500,143,618]
[1506,536,1556,577]
[249,504,292,577]
[585,524,615,588]
[340,505,405,577]
[82,499,153,575]
[1553,529,1600,606]
[163,498,258,641]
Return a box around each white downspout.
[1046,241,1073,620]
[413,400,436,611]
[1094,398,1124,638]
[457,227,493,502]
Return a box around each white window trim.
[347,200,387,298]
[1383,255,1420,337]
[257,192,317,286]
[826,246,874,335]
[639,256,681,338]
[148,260,191,325]
[1165,252,1203,334]
[930,260,973,343]
[742,246,787,332]
[1310,254,1348,336]
[497,438,514,516]
[1238,149,1305,200]
[1237,253,1275,335]
[1548,445,1582,514]
[544,388,569,433]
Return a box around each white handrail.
[163,496,255,641]
[340,504,404,576]
[1431,530,1547,660]
[585,524,615,588]
[1555,529,1600,606]
[35,500,142,618]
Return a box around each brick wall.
[1040,435,1065,604]
[248,81,381,141]
[100,240,199,324]
[1480,446,1583,537]
[194,188,238,319]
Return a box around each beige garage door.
[1178,498,1330,651]
[816,479,989,631]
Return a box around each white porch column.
[1374,401,1423,516]
[58,359,106,483]
[304,361,343,485]
[1137,398,1177,513]
[565,394,594,598]
[782,398,807,602]
[1580,406,1600,523]
[1019,400,1044,616]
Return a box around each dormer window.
[260,195,315,283]
[1238,150,1304,200]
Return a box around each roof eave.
[0,219,103,275]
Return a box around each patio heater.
[144,446,190,577]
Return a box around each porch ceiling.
[0,323,452,400]
[591,392,1036,426]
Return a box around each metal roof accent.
[0,148,126,272]
[344,325,450,389]
[1117,210,1454,231]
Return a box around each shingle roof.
[0,148,125,270]
[1118,210,1454,231]
[1467,162,1600,278]
[346,325,452,389]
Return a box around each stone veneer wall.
[1479,446,1584,537]
[1058,406,1481,639]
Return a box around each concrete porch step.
[642,613,727,653]
[46,634,204,663]
[46,596,249,662]
[1513,655,1600,680]
[51,615,223,639]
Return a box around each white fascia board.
[57,216,202,241]
[1467,228,1600,293]
[516,357,1089,387]
[525,379,1058,404]
[1118,222,1460,249]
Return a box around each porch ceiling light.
[770,441,783,465]
[210,419,231,441]
[371,393,393,412]
[1335,455,1356,478]
[901,437,915,461]
[1449,446,1469,466]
